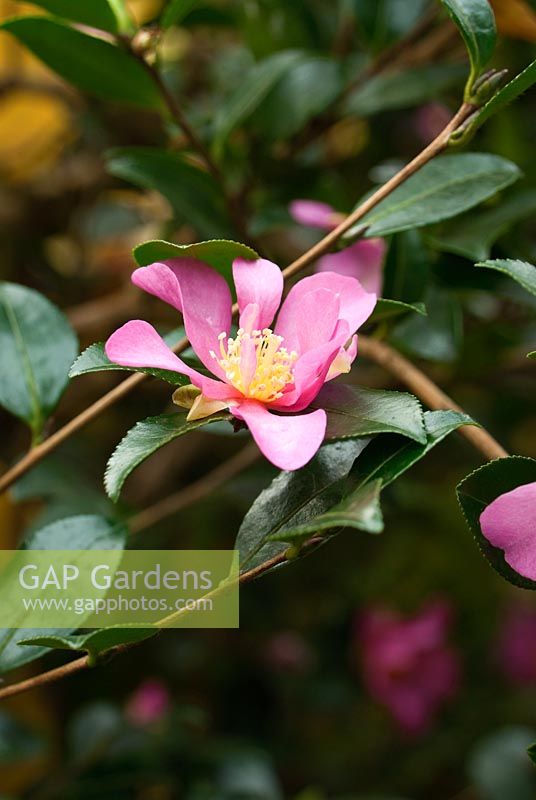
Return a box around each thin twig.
[0,101,478,496]
[289,10,460,155]
[0,544,296,702]
[351,5,440,88]
[129,442,259,534]
[66,284,141,334]
[134,54,253,247]
[358,337,508,460]
[143,62,222,184]
[0,654,90,701]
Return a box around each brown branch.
[0,654,89,701]
[281,102,474,282]
[358,337,508,460]
[0,544,296,702]
[0,77,82,105]
[0,339,508,699]
[129,442,259,534]
[133,53,253,248]
[289,12,461,156]
[351,5,440,87]
[0,101,478,496]
[66,284,141,334]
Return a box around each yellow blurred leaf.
[127,0,164,25]
[0,1,77,181]
[491,0,536,42]
[0,89,75,182]
[325,117,369,163]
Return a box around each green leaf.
[382,230,430,305]
[345,153,521,240]
[69,341,190,386]
[528,352,536,360]
[22,514,126,551]
[315,384,427,444]
[0,282,78,437]
[456,456,536,589]
[237,411,472,565]
[440,0,496,94]
[0,17,162,109]
[469,727,536,800]
[391,288,463,363]
[213,50,305,152]
[161,0,202,28]
[236,439,369,570]
[368,298,427,323]
[105,411,232,501]
[344,64,466,116]
[351,410,477,489]
[24,0,122,34]
[452,59,536,143]
[0,515,127,674]
[19,625,156,662]
[107,148,232,238]
[269,480,384,542]
[133,238,259,286]
[428,190,536,261]
[476,259,536,297]
[106,0,136,34]
[528,742,536,767]
[11,455,111,535]
[252,57,343,139]
[351,0,428,52]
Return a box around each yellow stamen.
[213,327,297,403]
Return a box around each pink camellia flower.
[105,257,376,471]
[495,605,536,686]
[289,199,387,296]
[479,482,536,581]
[125,679,170,726]
[358,602,460,735]
[263,630,315,675]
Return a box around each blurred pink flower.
[358,602,461,735]
[479,482,536,581]
[263,631,315,675]
[289,199,386,295]
[496,605,536,686]
[289,199,343,229]
[414,103,452,143]
[125,679,170,726]
[106,257,376,470]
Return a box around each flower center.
[211,328,298,403]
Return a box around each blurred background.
[0,0,535,797]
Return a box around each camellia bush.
[0,0,534,797]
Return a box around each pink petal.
[272,320,351,412]
[275,288,340,356]
[106,320,196,376]
[479,482,536,580]
[276,272,376,350]
[132,259,232,379]
[232,400,326,470]
[105,320,239,402]
[233,258,284,331]
[316,239,386,296]
[289,199,339,230]
[239,302,260,334]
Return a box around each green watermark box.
[0,550,239,629]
